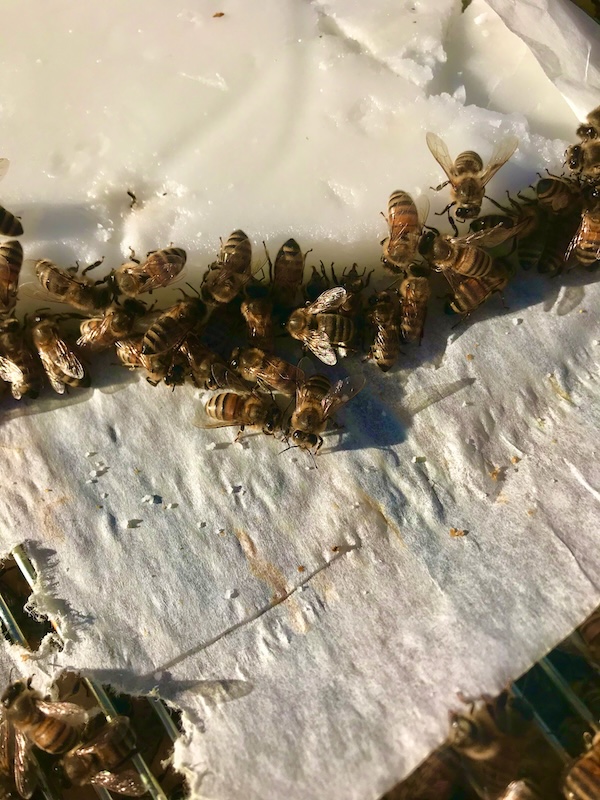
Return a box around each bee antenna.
[278,443,297,455]
[185,283,201,297]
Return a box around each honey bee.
[446,269,510,317]
[426,132,519,221]
[419,222,517,279]
[141,296,210,356]
[567,185,600,268]
[176,333,227,390]
[366,291,401,372]
[0,318,41,400]
[269,238,306,308]
[331,263,373,317]
[398,264,431,344]
[566,106,600,184]
[286,287,355,366]
[0,159,24,237]
[196,391,282,439]
[0,241,23,317]
[115,337,185,388]
[61,715,146,796]
[304,263,330,303]
[77,299,147,350]
[576,105,600,141]
[201,229,252,306]
[381,190,429,274]
[449,693,556,800]
[111,247,186,297]
[240,283,274,351]
[538,210,582,277]
[35,259,112,314]
[0,679,89,799]
[562,732,600,800]
[535,176,582,214]
[31,315,89,394]
[287,373,365,453]
[229,347,303,396]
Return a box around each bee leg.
[234,425,246,443]
[430,180,450,192]
[146,377,160,387]
[434,201,455,219]
[319,260,331,284]
[447,214,459,238]
[451,313,468,330]
[128,246,141,264]
[81,257,105,276]
[127,189,137,209]
[485,194,512,214]
[315,436,324,453]
[262,241,274,283]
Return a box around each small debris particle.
[331,545,340,553]
[213,11,225,17]
[85,479,98,484]
[412,455,427,464]
[226,588,239,599]
[450,527,467,537]
[100,492,108,498]
[527,508,536,516]
[141,495,152,503]
[133,467,141,475]
[96,505,103,510]
[578,308,588,313]
[466,353,474,361]
[85,451,97,458]
[230,485,243,494]
[154,671,163,681]
[353,502,360,508]
[165,502,178,509]
[593,340,600,346]
[218,528,226,536]
[512,318,523,326]
[198,521,207,528]
[511,456,521,464]
[205,442,217,451]
[489,467,501,481]
[297,565,306,572]
[125,519,143,529]
[44,488,53,493]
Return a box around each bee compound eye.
[455,207,468,220]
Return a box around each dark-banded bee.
[418,223,515,282]
[567,185,600,267]
[61,715,146,796]
[0,679,90,800]
[0,318,41,400]
[269,238,306,308]
[536,176,582,214]
[35,259,112,314]
[0,241,23,317]
[179,333,229,390]
[240,282,274,351]
[562,732,600,800]
[115,337,185,388]
[398,264,431,344]
[77,299,147,350]
[287,373,365,453]
[304,262,330,303]
[331,263,373,318]
[567,106,600,184]
[201,229,252,306]
[31,315,90,394]
[0,159,24,237]
[426,132,518,221]
[381,190,429,274]
[447,269,509,317]
[196,391,282,439]
[366,291,401,372]
[286,287,355,366]
[229,347,303,396]
[141,296,210,356]
[112,247,186,298]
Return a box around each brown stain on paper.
[39,495,69,542]
[234,529,309,634]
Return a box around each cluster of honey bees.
[384,606,600,800]
[1,108,599,453]
[0,676,150,798]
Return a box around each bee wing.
[415,194,430,227]
[304,286,347,314]
[35,699,89,725]
[44,338,85,379]
[0,717,9,775]
[210,363,251,392]
[77,316,111,347]
[73,716,133,756]
[565,219,588,262]
[479,135,519,186]
[0,356,25,386]
[13,729,37,800]
[441,268,467,295]
[0,159,10,182]
[91,770,147,796]
[321,375,366,417]
[452,223,517,249]
[39,354,67,394]
[192,406,241,430]
[425,132,457,181]
[302,330,338,366]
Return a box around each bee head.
[286,310,305,335]
[577,123,598,141]
[448,712,478,750]
[263,407,281,436]
[417,230,436,257]
[1,680,28,708]
[229,347,241,371]
[455,204,478,221]
[291,430,319,449]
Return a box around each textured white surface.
[0,1,599,799]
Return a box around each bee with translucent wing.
[111,247,186,298]
[35,259,112,314]
[140,296,210,357]
[426,131,518,222]
[381,190,429,274]
[31,315,89,394]
[0,318,41,400]
[61,715,146,797]
[195,390,283,441]
[567,184,600,268]
[201,229,253,306]
[366,291,401,372]
[77,298,148,350]
[229,346,304,397]
[0,241,23,317]
[286,286,354,366]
